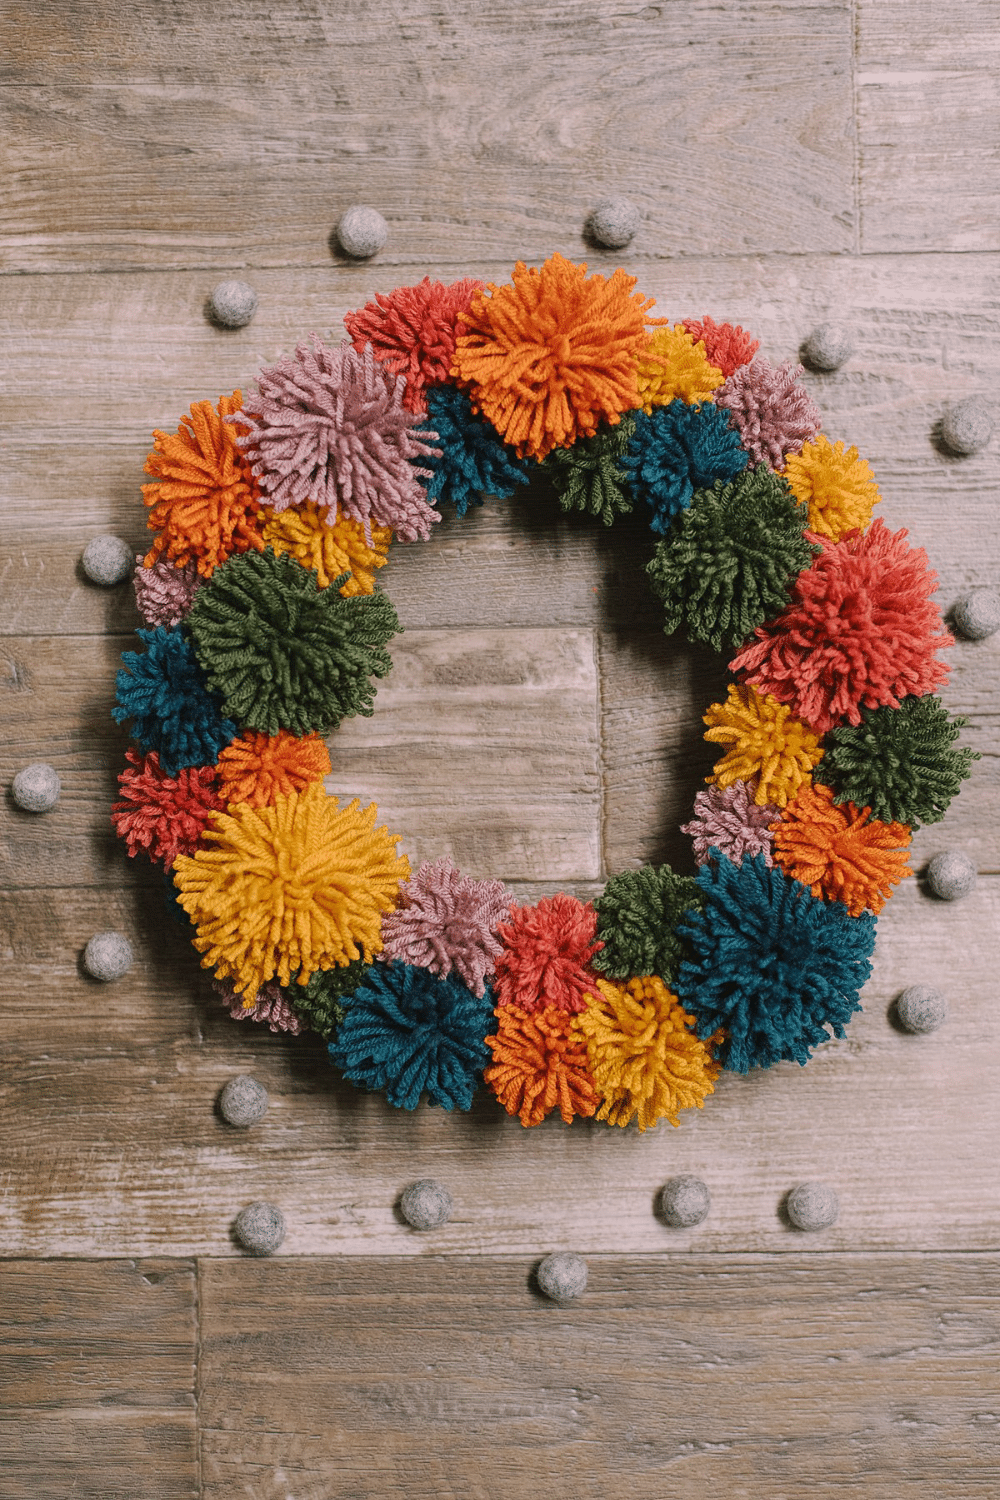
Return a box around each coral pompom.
[344,276,484,412]
[215,728,331,809]
[112,748,224,866]
[494,894,602,1013]
[634,325,725,411]
[703,683,824,808]
[681,316,760,378]
[380,858,512,998]
[772,781,912,917]
[263,501,391,595]
[485,1005,599,1126]
[681,778,779,868]
[715,358,821,469]
[783,435,881,541]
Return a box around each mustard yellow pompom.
[705,682,824,808]
[783,435,881,541]
[263,500,392,595]
[635,325,725,413]
[573,975,721,1130]
[172,781,408,995]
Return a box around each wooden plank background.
[1,1,997,1494]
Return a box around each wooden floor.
[2,2,999,1495]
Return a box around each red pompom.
[494,893,603,1014]
[112,748,224,866]
[343,275,484,412]
[682,315,760,379]
[731,520,952,734]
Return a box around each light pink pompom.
[681,779,780,868]
[133,556,203,627]
[380,857,513,997]
[213,978,307,1034]
[715,358,821,470]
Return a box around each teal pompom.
[113,626,236,776]
[623,401,748,534]
[423,386,531,516]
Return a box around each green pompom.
[541,415,635,527]
[593,864,704,983]
[288,959,372,1039]
[187,547,398,736]
[814,695,979,829]
[646,466,816,654]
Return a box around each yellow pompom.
[172,782,408,995]
[704,682,824,808]
[635,325,725,413]
[783,435,881,541]
[263,500,392,595]
[573,975,721,1131]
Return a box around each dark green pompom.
[288,959,372,1039]
[814,695,979,828]
[646,466,816,654]
[541,415,635,527]
[187,547,398,736]
[593,864,704,983]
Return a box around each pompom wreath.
[380,858,512,998]
[112,748,224,866]
[592,864,703,983]
[214,729,332,808]
[329,962,494,1111]
[213,977,307,1035]
[172,783,408,996]
[344,276,484,412]
[714,358,822,469]
[681,317,760,379]
[540,415,635,527]
[783,435,881,541]
[494,894,602,1014]
[186,548,398,737]
[681,779,779,868]
[113,627,237,777]
[142,393,265,577]
[634,325,725,412]
[575,976,721,1130]
[732,520,952,734]
[772,781,912,917]
[622,401,748,534]
[236,338,440,541]
[422,386,532,516]
[814,695,979,827]
[452,254,654,459]
[647,467,816,653]
[284,959,371,1038]
[263,501,391,594]
[703,683,824,808]
[675,853,876,1073]
[485,1005,599,1126]
[133,556,203,628]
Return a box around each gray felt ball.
[234,1201,286,1256]
[336,205,388,259]
[208,278,259,328]
[219,1075,269,1127]
[536,1251,588,1303]
[953,588,1000,641]
[895,984,949,1034]
[82,535,134,586]
[12,762,61,813]
[399,1179,453,1231]
[587,196,640,249]
[659,1174,711,1228]
[83,930,134,982]
[941,396,994,456]
[786,1181,839,1232]
[801,322,855,372]
[926,850,977,901]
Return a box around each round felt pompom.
[895,984,948,1034]
[234,1201,286,1255]
[399,1179,453,1230]
[587,196,640,249]
[208,279,258,328]
[536,1251,588,1302]
[219,1075,269,1127]
[83,535,134,586]
[925,850,977,901]
[953,588,1000,641]
[786,1181,839,1231]
[336,205,388,258]
[941,396,993,455]
[659,1175,711,1228]
[801,323,855,371]
[12,762,61,812]
[83,931,134,982]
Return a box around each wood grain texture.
[199,1254,1000,1500]
[0,1259,197,1500]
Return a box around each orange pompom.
[216,729,332,809]
[485,1004,599,1127]
[772,781,912,916]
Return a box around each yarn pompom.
[714,358,822,469]
[494,894,602,1014]
[771,781,912,917]
[215,728,332,808]
[703,683,824,808]
[379,858,512,997]
[214,977,307,1035]
[574,976,721,1130]
[186,548,398,737]
[329,962,494,1111]
[675,852,876,1072]
[646,467,816,653]
[113,626,237,776]
[421,386,532,516]
[263,501,391,595]
[172,783,408,996]
[623,401,749,534]
[540,415,635,527]
[634,325,725,412]
[484,1005,599,1126]
[783,435,881,541]
[592,864,703,983]
[133,556,203,628]
[681,316,760,379]
[731,520,952,734]
[284,959,371,1038]
[112,748,224,866]
[236,338,440,541]
[681,779,780,867]
[343,276,484,412]
[452,254,655,460]
[814,695,979,827]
